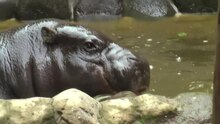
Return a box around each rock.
[53,89,102,124]
[100,93,178,124]
[0,97,55,124]
[134,94,178,117]
[76,0,123,20]
[147,92,212,124]
[0,89,102,124]
[172,92,212,124]
[15,0,78,20]
[173,0,217,13]
[0,90,210,124]
[0,0,16,20]
[123,0,177,19]
[100,97,137,124]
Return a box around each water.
[0,14,216,97]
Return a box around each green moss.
[177,32,188,37]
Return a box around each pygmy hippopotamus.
[0,19,150,99]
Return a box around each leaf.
[177,32,187,37]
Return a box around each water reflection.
[168,49,214,63]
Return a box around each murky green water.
[0,14,217,97]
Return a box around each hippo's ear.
[41,27,57,44]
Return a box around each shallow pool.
[0,14,216,97]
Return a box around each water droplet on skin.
[150,65,154,70]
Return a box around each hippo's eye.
[84,42,97,51]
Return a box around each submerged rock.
[173,0,217,13]
[172,92,212,124]
[0,0,16,20]
[14,0,175,21]
[15,0,75,20]
[4,0,178,21]
[76,0,123,20]
[123,0,177,19]
[147,92,212,124]
[0,0,217,21]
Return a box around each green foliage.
[177,32,187,37]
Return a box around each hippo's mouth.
[103,72,147,95]
[102,63,150,95]
[103,75,118,93]
[78,57,119,94]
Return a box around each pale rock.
[134,94,178,116]
[100,93,178,124]
[0,97,54,124]
[53,89,102,124]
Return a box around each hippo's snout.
[104,43,150,94]
[129,59,150,94]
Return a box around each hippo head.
[40,24,150,96]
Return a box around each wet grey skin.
[0,19,150,99]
